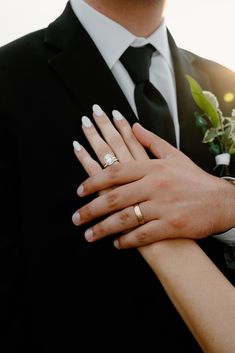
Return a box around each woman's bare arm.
[140,239,235,353]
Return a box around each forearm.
[139,239,235,353]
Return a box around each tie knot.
[120,44,155,84]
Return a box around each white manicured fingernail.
[73,141,82,151]
[82,116,92,128]
[72,212,80,225]
[112,110,123,120]
[77,185,84,196]
[93,104,103,117]
[113,239,120,249]
[85,228,93,242]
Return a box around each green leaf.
[229,148,235,154]
[208,142,221,155]
[186,75,221,128]
[194,112,208,129]
[203,128,220,143]
[224,125,232,139]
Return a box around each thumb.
[132,123,178,159]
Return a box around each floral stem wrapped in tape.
[187,75,235,176]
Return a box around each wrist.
[139,239,195,265]
[217,177,235,231]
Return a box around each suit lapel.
[45,4,219,174]
[168,33,215,173]
[44,3,137,125]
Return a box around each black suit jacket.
[0,3,235,352]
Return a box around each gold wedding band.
[133,204,145,225]
[103,153,119,168]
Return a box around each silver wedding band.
[133,204,145,225]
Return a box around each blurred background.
[0,0,234,71]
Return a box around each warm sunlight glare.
[224,92,235,103]
[166,0,235,72]
[0,0,235,72]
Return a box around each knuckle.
[136,231,148,245]
[119,209,132,225]
[93,222,105,236]
[106,163,121,179]
[152,160,164,173]
[149,165,171,189]
[169,213,186,230]
[148,176,169,192]
[80,204,93,221]
[106,132,121,148]
[157,178,170,189]
[106,190,119,209]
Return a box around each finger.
[92,104,133,162]
[77,161,147,197]
[72,179,147,226]
[111,110,149,160]
[132,123,180,159]
[73,141,102,176]
[113,219,171,249]
[82,200,159,242]
[73,141,113,196]
[81,116,119,167]
[83,206,139,242]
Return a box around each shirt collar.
[70,0,173,70]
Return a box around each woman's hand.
[73,106,148,176]
[72,105,235,249]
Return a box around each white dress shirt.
[70,0,235,247]
[70,0,179,146]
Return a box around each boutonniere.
[186,75,235,176]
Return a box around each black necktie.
[120,45,176,146]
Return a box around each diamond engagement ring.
[103,153,119,168]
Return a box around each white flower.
[232,109,235,118]
[203,90,220,109]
